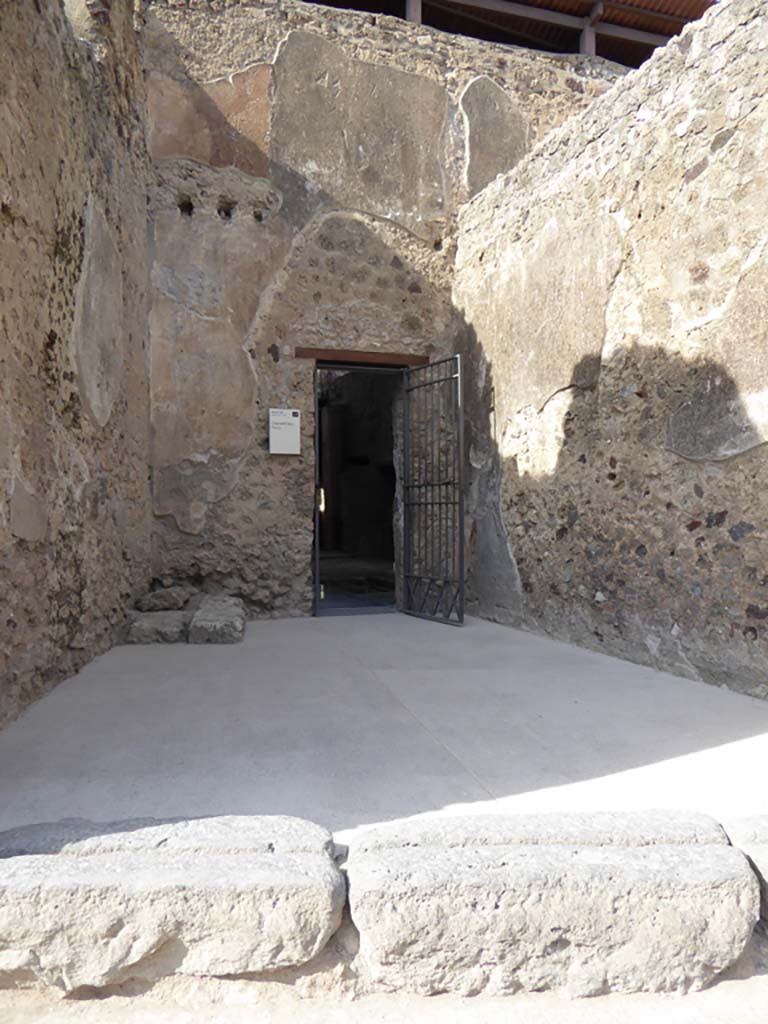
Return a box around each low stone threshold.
[0,811,765,1007]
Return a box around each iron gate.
[403,354,464,625]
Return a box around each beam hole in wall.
[217,198,236,221]
[177,195,194,217]
[253,206,270,224]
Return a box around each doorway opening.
[314,365,402,615]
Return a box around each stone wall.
[0,1,151,726]
[455,0,768,695]
[143,0,620,614]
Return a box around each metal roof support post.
[406,0,423,24]
[581,2,604,55]
[580,20,596,53]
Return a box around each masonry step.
[0,812,761,998]
[0,816,345,992]
[345,811,760,996]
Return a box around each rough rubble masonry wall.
[455,0,768,695]
[143,0,620,615]
[0,1,151,726]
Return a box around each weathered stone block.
[0,816,345,992]
[9,480,48,543]
[347,815,759,996]
[188,595,247,644]
[725,817,768,920]
[125,610,189,644]
[461,76,530,196]
[135,585,193,612]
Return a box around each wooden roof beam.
[427,0,568,49]
[435,0,672,47]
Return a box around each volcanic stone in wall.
[271,32,449,242]
[248,211,456,354]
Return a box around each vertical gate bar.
[418,369,422,605]
[423,365,428,610]
[438,365,444,616]
[423,365,428,611]
[448,363,453,614]
[433,363,439,616]
[413,370,417,610]
[421,368,428,606]
[429,361,435,613]
[437,366,443,609]
[439,364,445,617]
[457,353,465,622]
[403,368,410,612]
[414,368,420,610]
[451,359,457,599]
[313,363,320,616]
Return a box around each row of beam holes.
[176,194,270,223]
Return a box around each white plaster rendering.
[72,196,124,428]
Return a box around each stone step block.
[348,810,728,856]
[124,610,189,643]
[189,595,247,644]
[0,814,336,859]
[346,815,759,997]
[725,817,768,920]
[0,816,345,992]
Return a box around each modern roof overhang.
[406,0,715,61]
[312,0,716,67]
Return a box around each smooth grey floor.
[1,615,767,840]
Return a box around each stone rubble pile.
[0,811,763,998]
[124,585,247,645]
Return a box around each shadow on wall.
[463,330,768,698]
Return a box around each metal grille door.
[403,355,464,625]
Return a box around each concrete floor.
[1,614,767,841]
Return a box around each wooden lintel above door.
[295,346,429,368]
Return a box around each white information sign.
[269,408,301,455]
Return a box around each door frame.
[309,352,424,616]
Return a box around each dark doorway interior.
[316,367,401,615]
